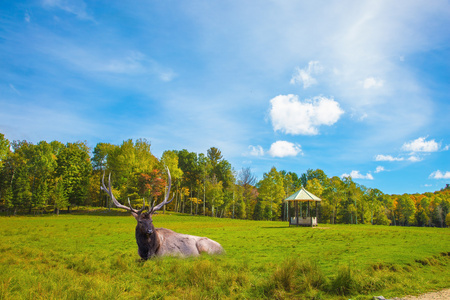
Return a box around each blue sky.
[1,1,450,194]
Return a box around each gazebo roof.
[285,187,321,202]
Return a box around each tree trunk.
[232,190,235,219]
[203,183,206,216]
[190,186,193,215]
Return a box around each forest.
[0,133,449,227]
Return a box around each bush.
[329,265,357,296]
[266,257,326,297]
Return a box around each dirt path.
[400,288,450,300]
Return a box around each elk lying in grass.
[101,168,224,260]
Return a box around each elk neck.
[135,223,160,260]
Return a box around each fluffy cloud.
[248,145,264,156]
[363,77,384,89]
[376,136,442,163]
[375,154,404,162]
[375,166,385,173]
[268,141,302,158]
[402,137,439,153]
[429,170,450,179]
[407,155,422,162]
[341,170,374,180]
[374,154,422,163]
[290,61,323,89]
[270,94,344,135]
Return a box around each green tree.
[257,167,284,220]
[207,147,222,171]
[215,160,234,189]
[29,141,58,212]
[366,188,389,225]
[396,194,416,226]
[52,177,69,215]
[3,140,56,213]
[232,184,245,219]
[340,177,357,224]
[305,178,324,198]
[161,150,183,180]
[418,196,431,226]
[206,175,223,217]
[305,169,329,188]
[92,142,116,170]
[55,142,92,208]
[323,176,344,224]
[198,153,211,215]
[238,167,258,220]
[161,150,183,212]
[0,135,14,212]
[0,133,10,169]
[176,149,200,213]
[106,139,158,203]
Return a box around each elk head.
[100,168,174,236]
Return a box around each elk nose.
[147,229,153,235]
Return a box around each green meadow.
[1,212,449,299]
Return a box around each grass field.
[0,211,449,299]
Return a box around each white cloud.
[43,0,93,21]
[159,70,177,82]
[248,145,264,156]
[407,155,422,162]
[270,94,344,135]
[376,137,443,164]
[363,77,384,89]
[375,166,385,173]
[268,141,302,158]
[38,38,176,81]
[429,170,450,179]
[9,84,21,96]
[375,154,404,162]
[24,11,31,22]
[290,61,323,89]
[341,170,374,180]
[401,136,439,153]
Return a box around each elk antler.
[101,172,146,214]
[150,167,174,214]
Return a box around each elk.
[101,168,224,260]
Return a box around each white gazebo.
[285,188,321,227]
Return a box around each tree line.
[0,133,449,226]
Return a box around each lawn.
[0,211,449,299]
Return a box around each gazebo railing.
[290,216,317,226]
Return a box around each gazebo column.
[308,201,312,227]
[315,201,318,226]
[288,201,290,226]
[295,201,299,226]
